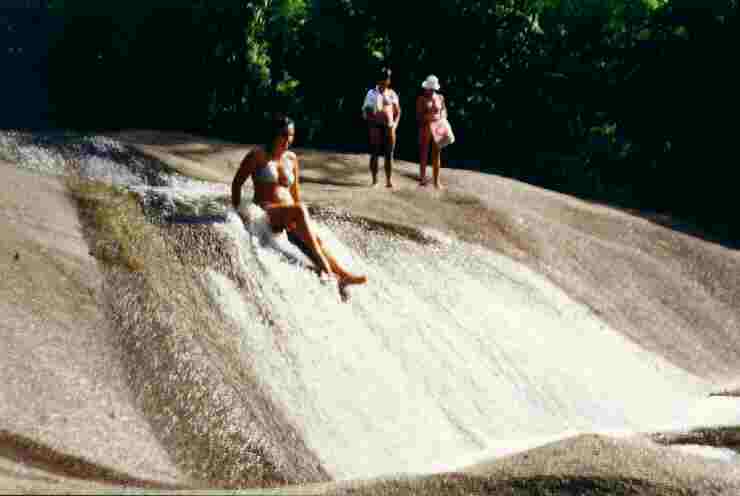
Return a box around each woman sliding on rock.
[232,114,367,299]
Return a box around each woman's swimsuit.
[382,92,396,108]
[424,94,443,122]
[252,153,321,266]
[252,152,296,212]
[366,87,398,129]
[419,94,444,147]
[253,153,294,187]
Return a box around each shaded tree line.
[4,0,738,239]
[1,1,52,128]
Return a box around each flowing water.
[217,208,740,479]
[2,131,738,484]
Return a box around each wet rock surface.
[1,130,739,493]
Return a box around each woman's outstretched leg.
[266,204,366,301]
[316,236,367,286]
[289,228,367,286]
[317,237,366,301]
[265,204,332,274]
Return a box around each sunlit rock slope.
[1,130,738,494]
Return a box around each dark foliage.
[3,0,738,240]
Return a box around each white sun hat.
[421,75,440,90]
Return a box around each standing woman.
[232,115,367,297]
[416,75,447,188]
[362,67,401,188]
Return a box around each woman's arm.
[362,88,377,120]
[288,152,301,204]
[232,149,257,209]
[416,96,425,124]
[392,91,401,128]
[440,94,448,121]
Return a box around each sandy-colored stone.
[2,129,739,493]
[0,162,183,487]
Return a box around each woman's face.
[281,125,295,147]
[377,78,391,89]
[423,88,434,97]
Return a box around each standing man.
[362,67,401,188]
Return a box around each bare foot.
[419,177,429,187]
[338,274,367,302]
[340,274,367,286]
[338,285,350,302]
[433,182,445,190]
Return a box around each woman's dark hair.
[376,67,392,82]
[265,114,294,152]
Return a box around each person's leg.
[315,236,367,285]
[369,153,379,186]
[432,140,442,188]
[384,125,396,188]
[288,228,367,286]
[419,125,430,185]
[368,126,381,186]
[264,204,332,274]
[285,230,323,272]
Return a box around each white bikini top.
[364,87,399,111]
[253,153,294,187]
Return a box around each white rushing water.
[205,207,740,479]
[670,445,738,464]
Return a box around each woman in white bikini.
[416,75,447,188]
[362,67,401,188]
[232,115,367,295]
